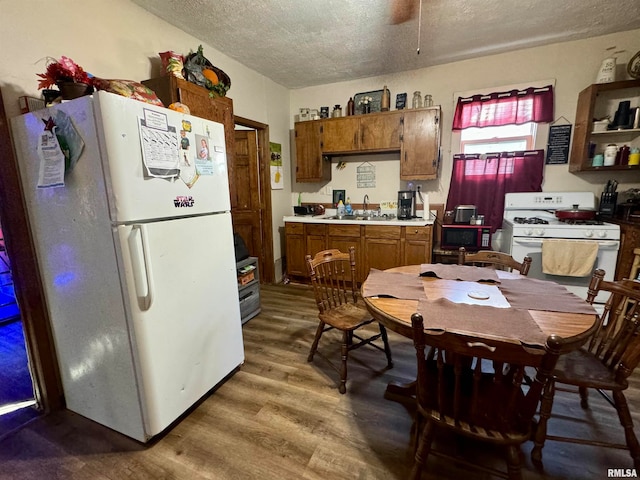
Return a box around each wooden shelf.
[591,128,640,135]
[576,164,640,172]
[569,79,640,173]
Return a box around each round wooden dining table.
[363,265,598,341]
[361,264,599,399]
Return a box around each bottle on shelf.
[620,145,630,165]
[337,199,346,215]
[381,86,390,111]
[347,97,355,116]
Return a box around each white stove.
[502,192,620,241]
[501,192,620,304]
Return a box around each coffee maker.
[397,190,416,219]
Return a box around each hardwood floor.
[0,283,639,479]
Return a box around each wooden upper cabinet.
[294,120,329,182]
[322,117,360,152]
[361,112,402,151]
[322,112,402,153]
[142,76,237,204]
[401,107,441,180]
[292,107,441,182]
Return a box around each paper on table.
[422,279,510,308]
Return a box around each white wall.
[2,3,639,281]
[289,29,640,209]
[0,0,292,281]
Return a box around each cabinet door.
[363,226,402,275]
[305,224,327,259]
[360,112,402,151]
[285,223,307,276]
[401,108,441,180]
[295,121,328,182]
[403,225,433,265]
[327,224,363,282]
[322,117,361,153]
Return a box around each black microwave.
[440,224,492,251]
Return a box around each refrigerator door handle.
[128,224,154,311]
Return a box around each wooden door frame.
[0,89,64,413]
[233,116,274,284]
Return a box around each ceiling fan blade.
[391,0,418,24]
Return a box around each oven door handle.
[513,239,620,249]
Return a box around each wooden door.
[233,130,263,271]
[401,108,440,180]
[360,112,402,151]
[322,117,361,153]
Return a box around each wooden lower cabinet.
[285,222,433,282]
[305,224,327,262]
[327,224,363,282]
[284,223,307,277]
[363,226,402,274]
[403,225,433,265]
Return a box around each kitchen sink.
[325,214,397,221]
[326,214,372,221]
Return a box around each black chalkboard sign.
[546,124,572,164]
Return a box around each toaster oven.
[440,224,492,251]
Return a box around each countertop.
[283,214,433,227]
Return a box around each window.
[446,83,554,233]
[460,123,537,155]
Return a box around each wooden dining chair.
[409,312,571,480]
[306,247,393,394]
[458,247,532,275]
[531,270,640,470]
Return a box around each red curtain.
[452,86,554,130]
[445,150,545,232]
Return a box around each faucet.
[363,194,370,215]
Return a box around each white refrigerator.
[10,91,244,442]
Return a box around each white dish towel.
[542,239,599,277]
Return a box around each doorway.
[0,87,64,437]
[0,239,39,436]
[232,117,274,283]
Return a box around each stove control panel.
[533,195,564,205]
[504,192,596,210]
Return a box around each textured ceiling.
[132,0,640,89]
